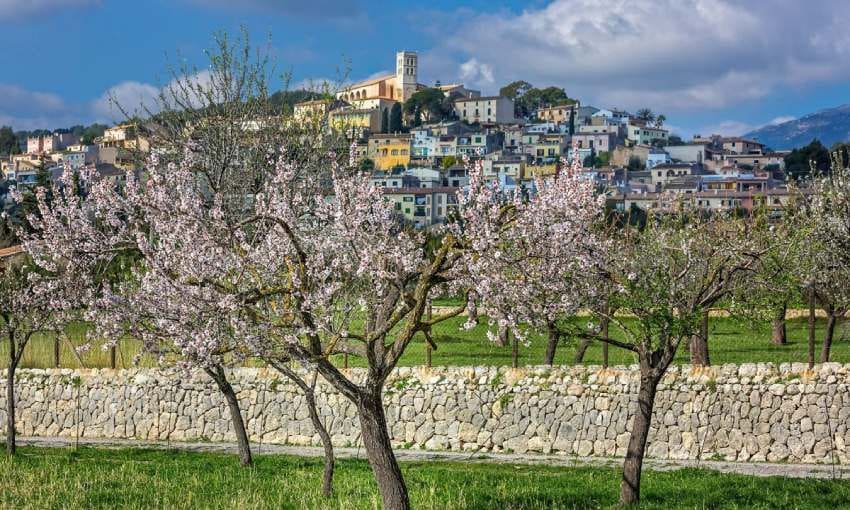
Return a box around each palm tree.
[636,108,655,123]
[655,114,666,128]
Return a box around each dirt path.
[18,436,850,480]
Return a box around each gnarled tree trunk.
[358,387,409,510]
[206,365,252,467]
[6,333,16,456]
[620,372,661,505]
[771,302,787,345]
[689,309,710,366]
[820,312,839,363]
[808,290,816,370]
[305,388,335,497]
[272,362,336,497]
[544,321,559,365]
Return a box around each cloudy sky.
[2,0,850,137]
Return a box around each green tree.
[0,126,18,156]
[627,156,644,171]
[784,139,830,180]
[359,158,375,172]
[636,109,655,123]
[381,108,389,134]
[389,103,403,133]
[81,124,108,145]
[499,80,533,100]
[441,155,458,169]
[655,114,666,127]
[404,88,452,124]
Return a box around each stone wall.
[1,364,848,464]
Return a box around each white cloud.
[0,0,100,19]
[0,84,77,130]
[458,59,494,88]
[90,81,160,122]
[423,0,850,113]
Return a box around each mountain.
[745,104,850,150]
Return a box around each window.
[391,149,398,156]
[403,197,413,202]
[395,202,401,210]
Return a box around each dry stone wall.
[1,363,848,464]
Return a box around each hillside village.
[0,50,815,230]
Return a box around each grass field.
[2,315,848,369]
[0,447,848,509]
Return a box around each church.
[336,51,425,109]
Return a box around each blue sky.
[2,0,850,138]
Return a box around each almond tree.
[595,215,761,505]
[456,144,605,366]
[0,255,73,455]
[801,151,850,363]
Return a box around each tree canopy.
[784,139,831,180]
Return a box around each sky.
[2,0,850,138]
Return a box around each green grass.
[3,316,848,369]
[1,447,848,509]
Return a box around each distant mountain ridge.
[745,104,850,150]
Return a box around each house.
[664,143,710,164]
[453,96,516,124]
[649,162,698,190]
[574,106,600,126]
[721,137,764,155]
[525,133,568,163]
[626,124,669,145]
[535,103,578,124]
[456,132,500,157]
[383,186,459,228]
[612,144,652,167]
[368,133,412,170]
[329,107,382,138]
[337,50,423,104]
[435,82,481,99]
[482,155,525,181]
[592,108,631,125]
[444,165,470,188]
[646,148,671,170]
[27,132,80,154]
[572,132,616,153]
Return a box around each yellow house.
[368,134,412,170]
[329,108,382,137]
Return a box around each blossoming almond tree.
[0,254,75,455]
[454,143,606,365]
[800,151,850,363]
[588,215,762,505]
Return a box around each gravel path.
[18,436,850,480]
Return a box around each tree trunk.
[53,337,60,368]
[820,314,837,364]
[206,366,252,467]
[109,345,117,369]
[771,303,787,345]
[689,309,710,366]
[808,290,816,370]
[305,388,335,497]
[544,321,559,365]
[619,373,661,506]
[358,389,409,510]
[601,318,610,368]
[495,325,508,347]
[6,335,16,456]
[511,329,519,369]
[573,337,591,364]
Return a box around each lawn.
[0,447,848,509]
[3,315,848,369]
